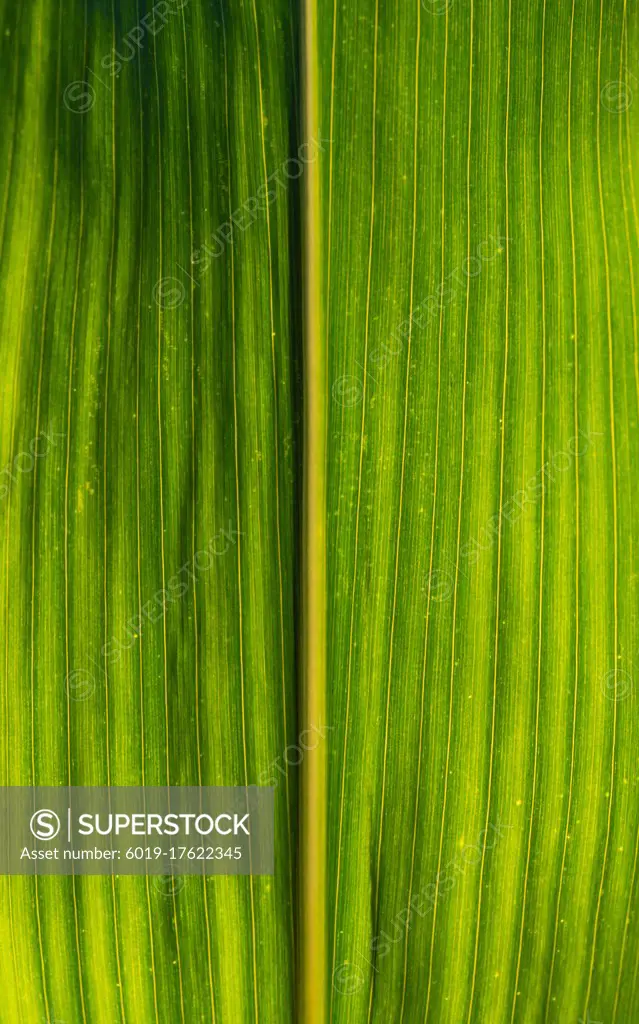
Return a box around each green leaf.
[1,0,298,1020]
[1,0,638,1021]
[324,1,639,1021]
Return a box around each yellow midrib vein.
[300,0,327,1017]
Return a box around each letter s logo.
[30,809,61,840]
